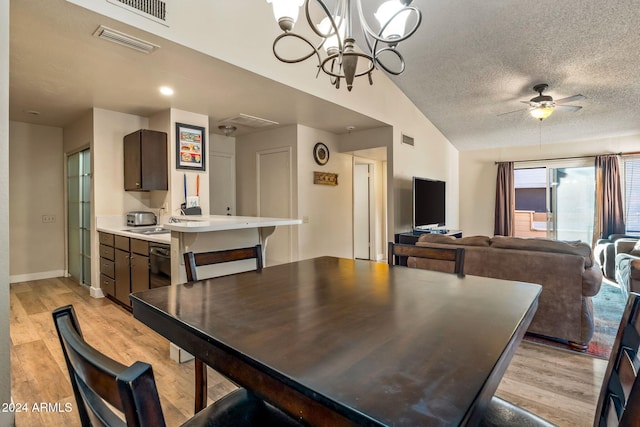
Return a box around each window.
[624,157,640,236]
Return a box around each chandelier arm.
[305,0,344,52]
[373,45,406,75]
[356,1,422,45]
[272,32,322,65]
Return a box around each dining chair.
[52,305,301,427]
[183,244,263,414]
[388,241,465,277]
[481,291,640,427]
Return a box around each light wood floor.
[10,277,606,426]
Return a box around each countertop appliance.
[127,211,157,227]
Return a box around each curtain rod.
[494,151,640,165]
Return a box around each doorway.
[210,151,236,216]
[514,161,595,243]
[354,162,374,260]
[67,148,91,285]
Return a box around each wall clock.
[313,142,330,165]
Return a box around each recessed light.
[159,86,174,96]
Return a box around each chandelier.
[266,0,422,91]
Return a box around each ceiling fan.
[498,84,585,120]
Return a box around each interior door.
[354,163,371,259]
[67,148,91,285]
[210,152,236,215]
[257,148,292,266]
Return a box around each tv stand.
[395,229,462,245]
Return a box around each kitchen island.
[164,214,302,284]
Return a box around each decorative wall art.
[176,122,206,171]
[314,171,338,186]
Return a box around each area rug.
[523,280,626,359]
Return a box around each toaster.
[127,211,157,227]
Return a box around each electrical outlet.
[42,215,56,223]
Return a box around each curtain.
[494,162,514,236]
[594,154,626,242]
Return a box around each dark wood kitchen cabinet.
[124,129,168,191]
[99,232,150,309]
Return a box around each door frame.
[353,159,376,260]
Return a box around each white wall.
[0,0,12,422]
[297,125,353,259]
[459,134,640,236]
[9,122,65,281]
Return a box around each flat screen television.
[413,177,446,230]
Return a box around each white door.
[354,163,371,259]
[210,152,235,215]
[257,148,292,265]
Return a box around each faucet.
[168,216,181,223]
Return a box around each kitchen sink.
[124,226,170,235]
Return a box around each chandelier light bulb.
[375,0,410,40]
[267,0,304,32]
[317,16,345,54]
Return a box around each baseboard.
[9,270,66,284]
[90,286,105,298]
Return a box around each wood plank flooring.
[10,277,606,426]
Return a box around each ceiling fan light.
[266,0,304,32]
[530,106,554,120]
[375,0,410,40]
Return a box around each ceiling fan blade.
[555,105,582,112]
[555,94,585,104]
[497,108,527,116]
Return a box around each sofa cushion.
[490,236,594,267]
[418,234,491,247]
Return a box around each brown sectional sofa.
[412,234,603,350]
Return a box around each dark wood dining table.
[131,256,541,426]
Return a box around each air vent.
[221,114,279,129]
[93,25,159,54]
[107,0,167,22]
[402,134,415,147]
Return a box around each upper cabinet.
[124,129,168,191]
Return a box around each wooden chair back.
[52,305,166,427]
[594,291,640,427]
[183,244,263,282]
[388,242,465,277]
[183,244,263,413]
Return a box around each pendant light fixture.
[266,0,422,91]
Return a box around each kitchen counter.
[96,216,170,244]
[163,214,302,233]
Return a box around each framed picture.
[176,122,206,171]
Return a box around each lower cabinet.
[99,232,150,309]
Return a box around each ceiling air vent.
[402,134,415,147]
[221,114,279,129]
[93,25,159,54]
[107,0,167,23]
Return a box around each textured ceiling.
[384,0,640,150]
[9,0,640,151]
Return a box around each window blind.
[625,157,640,235]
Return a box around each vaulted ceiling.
[9,0,640,151]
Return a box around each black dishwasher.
[149,243,171,288]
